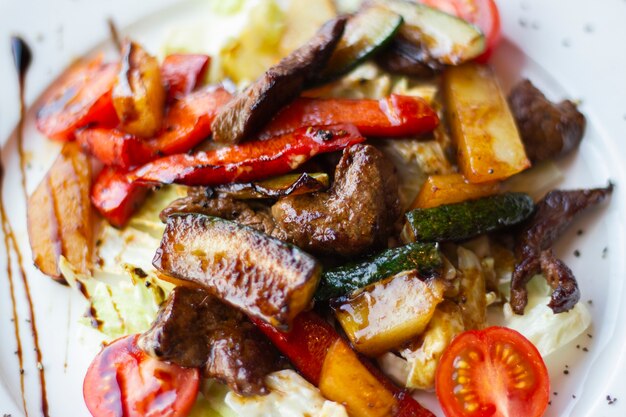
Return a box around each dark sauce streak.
[1,209,28,417]
[8,36,50,417]
[11,36,32,202]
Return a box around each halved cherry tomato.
[435,327,549,417]
[419,0,501,62]
[83,334,200,417]
[36,55,119,141]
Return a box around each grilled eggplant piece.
[402,193,534,243]
[153,214,321,329]
[511,185,613,314]
[139,286,281,395]
[27,142,93,282]
[317,242,442,301]
[508,79,586,163]
[211,17,347,144]
[213,173,330,200]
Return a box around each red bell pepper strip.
[77,86,233,168]
[161,54,210,102]
[76,128,154,169]
[91,124,363,226]
[259,94,439,139]
[253,311,434,417]
[36,55,119,141]
[130,124,365,186]
[91,167,151,228]
[148,85,232,155]
[36,53,215,142]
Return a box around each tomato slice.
[419,0,501,62]
[435,327,549,417]
[83,334,200,417]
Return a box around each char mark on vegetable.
[510,184,614,314]
[211,16,347,144]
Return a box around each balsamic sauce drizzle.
[1,206,28,416]
[11,36,32,202]
[8,35,50,417]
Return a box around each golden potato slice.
[443,63,530,183]
[319,339,397,417]
[113,42,165,138]
[334,271,444,356]
[27,142,93,282]
[411,173,500,209]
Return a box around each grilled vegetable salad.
[24,0,613,416]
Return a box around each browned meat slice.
[138,286,282,396]
[510,185,613,314]
[211,17,347,144]
[508,79,586,163]
[271,144,401,257]
[375,33,439,78]
[160,190,287,239]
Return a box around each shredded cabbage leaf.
[60,257,172,341]
[498,276,591,357]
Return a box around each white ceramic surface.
[1,1,626,416]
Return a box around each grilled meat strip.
[211,17,347,144]
[508,79,585,163]
[272,144,401,257]
[138,286,282,396]
[160,189,287,239]
[510,185,613,314]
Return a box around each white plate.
[1,1,626,416]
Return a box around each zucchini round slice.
[320,5,403,80]
[375,0,486,65]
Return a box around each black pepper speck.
[574,249,580,257]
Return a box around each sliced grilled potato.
[27,142,93,282]
[334,271,444,356]
[443,63,530,183]
[113,42,165,138]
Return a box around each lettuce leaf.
[60,257,172,341]
[499,276,591,357]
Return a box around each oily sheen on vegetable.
[153,214,321,329]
